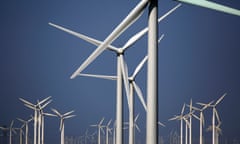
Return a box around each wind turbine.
[197,93,226,144]
[37,99,53,144]
[49,4,181,144]
[192,101,214,144]
[105,119,112,144]
[17,117,33,144]
[15,124,25,144]
[19,96,52,144]
[51,108,76,144]
[207,122,222,144]
[0,120,16,144]
[90,117,105,144]
[146,0,240,143]
[169,104,186,144]
[38,100,56,144]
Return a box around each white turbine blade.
[131,55,148,79]
[134,113,140,122]
[63,110,75,117]
[158,121,166,127]
[40,100,52,110]
[60,119,63,131]
[38,96,52,106]
[132,82,147,111]
[158,34,165,43]
[215,93,226,105]
[79,73,117,80]
[189,99,193,111]
[122,3,181,51]
[202,113,205,127]
[192,113,200,121]
[201,100,214,110]
[135,124,141,133]
[158,3,182,23]
[51,108,61,117]
[99,117,105,125]
[10,120,14,128]
[70,0,148,79]
[181,104,185,114]
[191,105,201,111]
[214,108,221,124]
[19,98,34,107]
[48,23,118,52]
[24,104,36,110]
[196,102,207,106]
[43,112,57,117]
[100,126,105,135]
[120,55,130,108]
[17,118,25,123]
[90,124,98,127]
[63,115,76,119]
[107,119,112,126]
[169,115,179,121]
[176,0,240,16]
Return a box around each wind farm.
[1,1,240,144]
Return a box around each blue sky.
[0,0,240,143]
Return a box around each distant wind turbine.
[169,104,186,144]
[17,117,33,144]
[0,120,16,144]
[105,119,112,144]
[90,117,105,144]
[198,93,226,144]
[51,108,76,144]
[19,96,52,144]
[192,100,214,144]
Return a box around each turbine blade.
[19,98,34,107]
[192,114,200,121]
[132,82,147,111]
[201,112,205,127]
[99,117,105,125]
[24,104,35,110]
[63,115,76,119]
[48,23,118,52]
[120,55,130,108]
[100,126,105,134]
[60,119,63,131]
[63,110,75,116]
[43,112,57,117]
[134,113,140,122]
[214,108,221,124]
[79,73,117,80]
[17,118,25,123]
[131,55,148,79]
[51,108,61,117]
[39,96,52,105]
[158,121,166,127]
[181,104,185,114]
[90,124,98,127]
[175,0,240,16]
[70,0,148,79]
[135,124,141,133]
[169,115,180,121]
[122,3,181,51]
[107,119,112,126]
[10,120,14,128]
[158,3,182,23]
[40,100,52,110]
[158,34,165,43]
[215,93,226,105]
